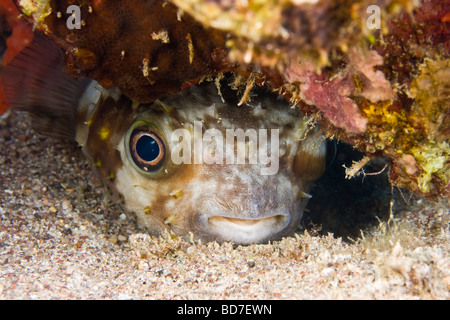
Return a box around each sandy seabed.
[0,111,449,300]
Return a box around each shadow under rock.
[303,141,413,241]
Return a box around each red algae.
[0,0,33,114]
[285,58,368,134]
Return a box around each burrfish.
[1,34,326,244]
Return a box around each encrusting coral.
[13,0,228,103]
[6,0,450,199]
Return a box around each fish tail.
[0,32,90,139]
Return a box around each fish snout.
[193,197,302,244]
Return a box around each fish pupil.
[136,135,160,162]
[129,127,166,173]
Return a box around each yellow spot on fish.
[164,214,176,225]
[144,206,152,215]
[169,189,183,199]
[108,171,115,180]
[95,158,102,167]
[132,101,140,111]
[299,191,312,199]
[98,126,111,140]
[158,101,173,114]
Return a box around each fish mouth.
[204,214,291,244]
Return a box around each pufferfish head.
[79,81,327,244]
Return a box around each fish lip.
[208,215,287,227]
[196,212,293,244]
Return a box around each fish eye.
[129,127,166,172]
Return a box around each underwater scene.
[0,0,448,300]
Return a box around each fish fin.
[0,32,89,139]
[294,129,327,184]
